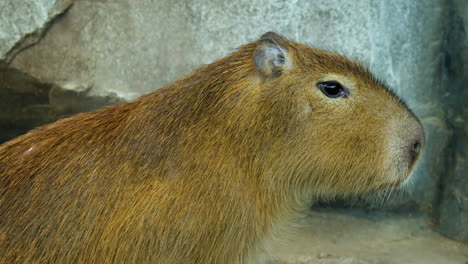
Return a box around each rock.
[0,66,123,142]
[0,0,75,61]
[320,258,376,264]
[436,0,468,242]
[0,67,53,142]
[0,0,75,142]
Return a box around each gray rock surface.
[436,0,468,242]
[261,209,468,264]
[0,0,74,61]
[0,0,466,241]
[0,0,76,142]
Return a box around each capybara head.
[199,32,424,199]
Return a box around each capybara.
[0,32,424,263]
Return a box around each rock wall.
[0,0,466,242]
[436,0,468,242]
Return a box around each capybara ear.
[254,32,291,79]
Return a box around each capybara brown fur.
[0,32,424,263]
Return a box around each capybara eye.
[317,81,349,98]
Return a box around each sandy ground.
[263,209,468,264]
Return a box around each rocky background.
[0,0,466,252]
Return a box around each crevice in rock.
[3,2,75,65]
[0,65,124,143]
[0,66,53,142]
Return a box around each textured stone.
[8,0,373,100]
[0,0,74,60]
[262,209,468,264]
[0,0,466,242]
[436,0,468,242]
[0,0,76,142]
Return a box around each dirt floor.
[264,209,468,264]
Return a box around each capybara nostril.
[412,140,421,155]
[408,122,424,167]
[409,140,421,165]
